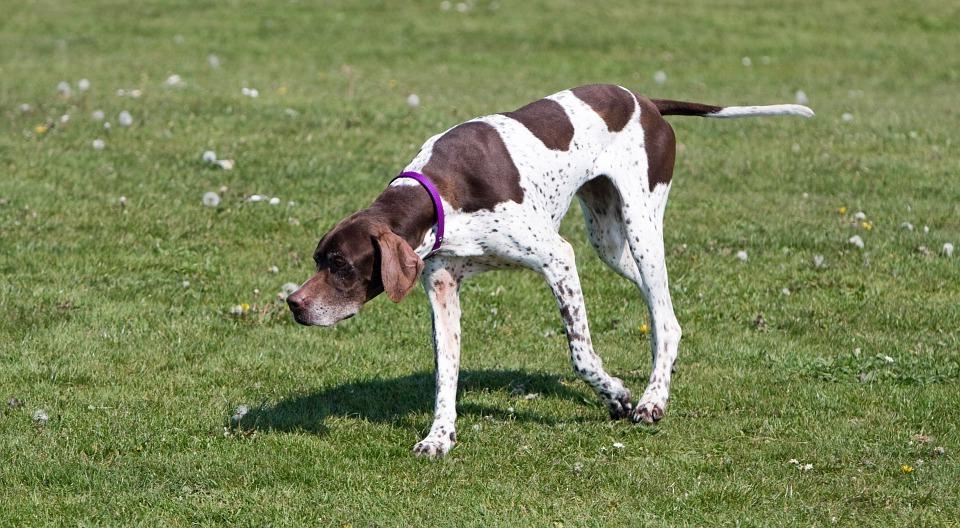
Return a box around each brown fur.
[421,121,524,212]
[571,84,634,132]
[376,230,424,302]
[502,98,574,151]
[635,94,677,191]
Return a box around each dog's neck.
[365,185,437,252]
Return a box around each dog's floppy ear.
[376,230,424,303]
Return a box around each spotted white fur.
[385,86,805,457]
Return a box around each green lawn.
[2,0,958,525]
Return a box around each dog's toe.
[607,391,634,420]
[412,437,454,459]
[631,402,665,425]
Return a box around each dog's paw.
[631,388,668,425]
[605,385,633,420]
[599,377,632,420]
[412,432,456,459]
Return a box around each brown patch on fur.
[650,99,723,116]
[421,122,523,212]
[502,98,573,151]
[571,84,634,132]
[376,230,424,303]
[634,93,676,191]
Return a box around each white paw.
[631,387,669,424]
[412,431,456,458]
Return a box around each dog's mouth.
[290,307,358,327]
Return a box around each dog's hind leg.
[413,257,485,458]
[589,107,682,424]
[577,176,642,284]
[531,233,633,419]
[616,187,682,424]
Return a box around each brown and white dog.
[287,84,812,457]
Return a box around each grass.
[1,0,958,525]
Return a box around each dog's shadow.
[236,370,595,435]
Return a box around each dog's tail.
[652,99,814,119]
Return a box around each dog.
[287,84,812,457]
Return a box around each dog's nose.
[286,290,305,311]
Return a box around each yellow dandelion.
[276,85,288,95]
[861,221,873,231]
[388,79,398,88]
[241,303,251,313]
[639,323,650,335]
[34,124,48,135]
[837,206,847,216]
[901,464,913,473]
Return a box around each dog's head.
[287,215,424,326]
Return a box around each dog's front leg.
[412,259,466,458]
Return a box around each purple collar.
[390,171,444,256]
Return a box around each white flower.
[406,93,421,108]
[215,159,235,170]
[130,89,142,98]
[653,70,667,85]
[164,74,185,87]
[440,0,451,10]
[202,150,217,163]
[741,56,752,67]
[92,139,105,150]
[56,81,71,97]
[943,243,954,257]
[60,114,70,124]
[208,54,221,68]
[794,90,808,105]
[612,442,625,449]
[853,211,867,221]
[923,225,929,234]
[77,78,91,91]
[901,222,914,231]
[812,254,825,268]
[103,122,111,129]
[182,280,190,288]
[279,282,299,300]
[735,250,748,262]
[882,355,894,363]
[234,404,249,418]
[229,304,244,316]
[788,458,799,465]
[118,196,127,207]
[269,197,280,205]
[456,2,468,12]
[781,287,791,296]
[848,235,864,249]
[241,87,259,98]
[19,103,32,112]
[33,409,49,424]
[92,110,105,121]
[841,112,854,122]
[284,108,299,118]
[202,191,221,207]
[269,265,279,274]
[248,194,264,202]
[801,463,813,471]
[118,110,133,126]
